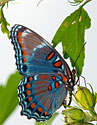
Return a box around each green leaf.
[0,4,10,38]
[95,92,97,104]
[36,113,59,125]
[0,72,22,124]
[52,8,91,75]
[0,0,12,6]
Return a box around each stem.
[80,0,92,8]
[89,114,97,122]
[89,110,96,117]
[84,111,97,122]
[88,109,97,122]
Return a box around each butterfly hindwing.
[10,24,72,77]
[18,73,68,121]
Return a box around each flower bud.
[62,107,85,123]
[75,86,95,110]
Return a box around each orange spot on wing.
[44,111,49,116]
[66,67,70,76]
[31,103,36,108]
[38,107,43,112]
[62,75,68,82]
[28,97,32,101]
[52,76,56,80]
[17,32,22,37]
[26,90,31,95]
[26,83,31,88]
[22,50,26,56]
[29,77,33,81]
[46,52,54,60]
[17,32,22,43]
[54,60,62,67]
[48,85,52,91]
[23,57,27,63]
[20,43,24,48]
[55,81,59,88]
[17,38,22,42]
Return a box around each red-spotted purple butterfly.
[10,24,76,122]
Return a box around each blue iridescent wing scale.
[10,24,74,122]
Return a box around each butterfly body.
[10,24,75,122]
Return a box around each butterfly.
[10,24,76,122]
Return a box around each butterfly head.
[71,68,76,82]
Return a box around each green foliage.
[96,92,97,103]
[0,72,22,124]
[63,84,97,124]
[0,1,11,38]
[52,7,91,75]
[36,113,59,125]
[0,0,12,6]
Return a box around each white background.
[0,0,97,124]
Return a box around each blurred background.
[0,0,97,124]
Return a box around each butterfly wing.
[10,24,72,77]
[18,73,68,121]
[10,24,74,122]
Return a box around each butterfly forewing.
[10,24,72,77]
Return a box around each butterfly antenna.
[73,42,87,68]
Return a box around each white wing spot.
[72,21,76,25]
